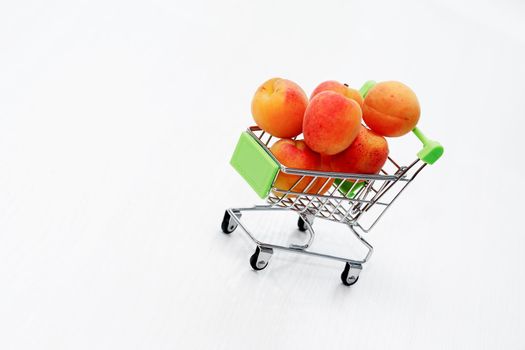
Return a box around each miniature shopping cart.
[221,81,443,286]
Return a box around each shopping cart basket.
[221,80,443,286]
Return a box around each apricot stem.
[359,80,377,98]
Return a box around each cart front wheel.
[297,217,307,232]
[221,210,238,234]
[341,262,362,286]
[249,246,273,271]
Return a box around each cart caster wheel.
[297,217,307,232]
[298,216,313,232]
[249,246,273,271]
[221,210,238,234]
[341,262,362,286]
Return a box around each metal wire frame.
[225,205,374,265]
[223,126,429,282]
[248,126,426,232]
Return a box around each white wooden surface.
[1,0,524,348]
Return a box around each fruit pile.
[251,78,421,195]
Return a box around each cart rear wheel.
[221,210,238,234]
[341,262,361,286]
[249,246,272,270]
[297,217,307,232]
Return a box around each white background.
[1,0,524,349]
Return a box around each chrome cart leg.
[341,262,362,286]
[349,225,374,263]
[290,214,315,250]
[250,246,273,271]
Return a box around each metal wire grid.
[248,126,426,232]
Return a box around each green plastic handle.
[358,80,444,165]
[412,127,444,165]
[230,132,279,198]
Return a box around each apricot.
[270,139,321,195]
[331,126,389,174]
[251,78,308,138]
[362,81,420,137]
[311,80,363,107]
[303,91,362,155]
